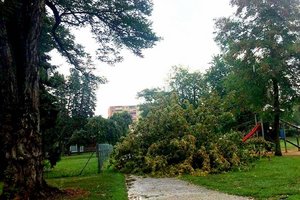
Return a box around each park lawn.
[47,170,127,200]
[44,152,99,179]
[46,152,127,200]
[182,156,300,200]
[1,153,128,200]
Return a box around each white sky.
[50,0,234,118]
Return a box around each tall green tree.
[110,111,133,135]
[137,88,169,118]
[168,66,207,107]
[215,0,300,156]
[67,67,106,119]
[0,0,158,199]
[84,113,132,145]
[205,55,230,97]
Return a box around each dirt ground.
[126,175,252,200]
[282,149,300,156]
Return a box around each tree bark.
[272,78,282,156]
[0,0,57,199]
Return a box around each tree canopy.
[0,0,159,199]
[113,93,257,176]
[214,0,300,155]
[44,0,159,66]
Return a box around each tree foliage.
[168,66,207,107]
[214,0,300,155]
[0,0,158,198]
[204,55,230,97]
[72,112,133,146]
[113,93,259,176]
[137,88,169,118]
[45,0,159,66]
[66,67,106,118]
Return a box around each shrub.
[112,94,261,176]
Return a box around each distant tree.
[68,69,82,117]
[110,111,133,135]
[168,66,207,107]
[215,0,300,156]
[284,104,300,125]
[80,71,105,118]
[67,67,106,119]
[84,114,132,145]
[204,55,230,97]
[0,0,158,198]
[138,67,208,117]
[137,88,169,118]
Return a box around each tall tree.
[66,67,105,119]
[204,55,230,97]
[137,88,168,118]
[0,0,158,199]
[109,111,133,135]
[215,0,300,156]
[168,66,207,107]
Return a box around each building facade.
[108,105,140,121]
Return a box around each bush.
[112,94,261,176]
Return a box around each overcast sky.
[51,0,234,118]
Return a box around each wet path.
[126,175,252,200]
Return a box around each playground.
[242,117,300,155]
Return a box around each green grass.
[1,153,127,200]
[281,137,300,152]
[45,153,127,200]
[47,170,127,200]
[182,156,300,200]
[44,152,99,179]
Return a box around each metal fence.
[96,143,113,172]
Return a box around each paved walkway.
[126,175,252,200]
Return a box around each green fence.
[96,143,113,172]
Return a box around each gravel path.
[126,175,252,200]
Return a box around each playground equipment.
[242,124,261,142]
[242,117,300,153]
[280,120,300,152]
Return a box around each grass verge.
[47,169,127,200]
[1,153,127,200]
[46,152,127,200]
[44,152,98,179]
[182,156,300,200]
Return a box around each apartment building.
[108,105,139,121]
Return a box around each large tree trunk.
[0,1,57,199]
[272,78,282,156]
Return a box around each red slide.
[242,124,261,142]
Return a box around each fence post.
[96,144,100,173]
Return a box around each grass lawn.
[44,152,99,179]
[281,137,300,152]
[1,153,128,200]
[46,152,127,200]
[47,170,127,200]
[182,156,300,200]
